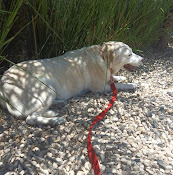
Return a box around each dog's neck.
[100,47,115,74]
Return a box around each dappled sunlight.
[0,60,57,118]
[0,0,173,174]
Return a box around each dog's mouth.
[123,64,136,72]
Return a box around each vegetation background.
[0,0,173,75]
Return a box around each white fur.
[0,41,143,125]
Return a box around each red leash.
[87,76,117,175]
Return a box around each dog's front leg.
[104,84,112,92]
[104,82,137,92]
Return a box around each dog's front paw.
[112,76,127,82]
[126,83,137,90]
[26,115,37,125]
[115,83,137,90]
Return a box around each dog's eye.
[128,54,132,57]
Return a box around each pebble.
[56,158,64,165]
[167,91,173,97]
[121,157,127,165]
[76,171,84,175]
[34,130,42,137]
[145,167,154,174]
[84,161,91,170]
[134,158,140,163]
[99,153,105,162]
[137,126,145,133]
[0,54,173,175]
[157,160,166,170]
[105,167,117,173]
[146,111,153,117]
[69,170,75,175]
[47,152,53,157]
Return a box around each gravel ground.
[0,46,173,175]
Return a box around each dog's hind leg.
[25,97,66,125]
[26,113,66,125]
[25,87,66,125]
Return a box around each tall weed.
[0,0,24,57]
[15,1,173,58]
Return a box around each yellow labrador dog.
[0,41,143,125]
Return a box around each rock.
[100,164,106,171]
[99,153,105,162]
[47,152,53,157]
[84,161,91,170]
[121,158,127,165]
[6,163,14,171]
[53,162,58,169]
[159,115,166,120]
[143,159,151,167]
[5,172,18,175]
[69,170,75,175]
[146,111,153,117]
[119,125,126,132]
[32,146,40,152]
[129,147,137,152]
[132,164,140,171]
[145,167,154,174]
[151,120,159,128]
[56,158,64,166]
[167,91,173,97]
[34,130,42,137]
[76,171,84,175]
[153,128,161,137]
[64,127,71,133]
[47,136,53,144]
[20,170,25,175]
[159,106,165,113]
[157,160,166,170]
[134,158,140,163]
[105,168,117,174]
[127,129,133,135]
[3,148,10,154]
[137,126,145,133]
[69,155,76,162]
[0,161,3,168]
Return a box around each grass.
[27,0,173,59]
[0,0,173,61]
[0,0,24,57]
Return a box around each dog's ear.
[101,43,116,68]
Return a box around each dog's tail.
[0,81,6,108]
[0,81,25,117]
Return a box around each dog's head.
[101,41,143,74]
